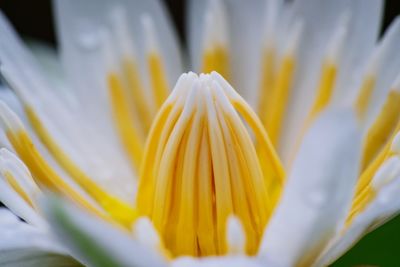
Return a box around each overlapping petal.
[0,208,80,267]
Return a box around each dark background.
[0,0,186,47]
[1,0,400,266]
[1,0,400,47]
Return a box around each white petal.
[54,0,183,89]
[172,256,264,267]
[223,0,266,107]
[361,16,400,126]
[187,0,265,107]
[0,11,67,108]
[132,217,164,254]
[0,178,43,228]
[0,89,23,150]
[279,0,381,165]
[25,40,70,100]
[392,131,400,154]
[187,0,206,71]
[226,216,246,255]
[0,101,104,211]
[258,109,362,266]
[332,0,383,106]
[0,208,78,267]
[314,174,400,266]
[0,12,136,202]
[54,2,137,155]
[0,148,46,229]
[43,196,168,267]
[0,148,42,203]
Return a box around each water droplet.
[74,20,102,51]
[306,191,327,207]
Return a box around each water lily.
[0,0,400,266]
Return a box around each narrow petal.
[332,0,383,105]
[187,0,265,107]
[187,0,207,72]
[0,11,136,202]
[258,109,362,266]
[26,41,67,93]
[54,0,184,181]
[279,0,383,165]
[54,0,183,91]
[315,172,400,266]
[43,195,168,267]
[0,208,80,267]
[0,148,46,228]
[355,16,400,124]
[0,89,24,150]
[222,0,265,107]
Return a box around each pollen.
[136,72,285,257]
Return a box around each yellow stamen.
[215,103,263,254]
[173,104,203,256]
[346,185,376,226]
[203,87,234,255]
[136,103,175,217]
[202,47,230,80]
[136,73,284,257]
[3,171,35,208]
[360,89,400,170]
[200,0,229,80]
[148,52,170,108]
[291,62,338,168]
[123,59,155,133]
[211,70,285,205]
[257,48,276,126]
[108,73,144,170]
[7,129,102,216]
[355,75,376,120]
[346,123,400,225]
[231,96,285,208]
[308,62,337,120]
[263,55,295,145]
[196,124,217,255]
[24,106,137,226]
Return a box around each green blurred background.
[1,0,400,266]
[333,215,400,266]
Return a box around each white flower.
[0,0,400,266]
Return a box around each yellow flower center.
[136,72,285,257]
